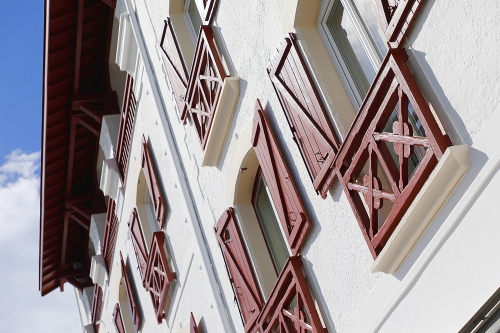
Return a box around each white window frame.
[183,0,204,45]
[318,0,385,107]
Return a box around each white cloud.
[0,150,82,333]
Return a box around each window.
[185,0,203,43]
[215,101,328,332]
[321,0,387,104]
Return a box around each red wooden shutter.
[113,304,126,333]
[142,136,167,229]
[102,198,119,270]
[181,25,227,148]
[128,208,148,281]
[120,252,142,331]
[190,312,200,333]
[252,100,311,255]
[200,0,220,24]
[160,19,189,115]
[334,48,451,257]
[374,0,424,47]
[268,34,340,198]
[145,232,177,324]
[215,208,263,333]
[255,256,328,333]
[91,285,104,332]
[116,74,137,182]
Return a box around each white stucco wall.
[96,0,500,332]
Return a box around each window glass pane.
[188,0,203,36]
[145,188,159,232]
[253,175,289,274]
[326,0,374,98]
[350,0,388,58]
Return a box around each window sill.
[372,144,469,274]
[202,76,240,167]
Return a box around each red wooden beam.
[101,0,116,8]
[73,0,84,95]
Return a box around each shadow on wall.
[405,0,471,146]
[393,147,487,282]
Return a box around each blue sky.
[0,1,82,332]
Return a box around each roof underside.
[40,0,117,296]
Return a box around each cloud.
[0,150,82,333]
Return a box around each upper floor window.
[185,0,203,43]
[321,0,387,104]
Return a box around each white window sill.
[202,76,240,167]
[372,144,469,274]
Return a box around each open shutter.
[120,253,142,331]
[160,18,189,115]
[116,74,137,182]
[145,232,177,324]
[91,285,104,332]
[200,0,220,24]
[268,34,340,198]
[113,304,126,333]
[252,100,311,255]
[142,136,167,229]
[128,208,148,281]
[215,208,263,333]
[102,198,119,270]
[190,312,200,333]
[255,256,328,333]
[374,0,424,47]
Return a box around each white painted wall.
[94,0,500,332]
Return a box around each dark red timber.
[142,136,167,229]
[374,0,425,47]
[252,100,311,255]
[120,253,142,331]
[145,232,177,324]
[181,25,227,148]
[159,18,189,115]
[268,34,340,197]
[255,256,328,333]
[102,198,119,270]
[113,304,126,333]
[334,48,451,258]
[116,74,137,182]
[215,208,263,332]
[41,0,119,296]
[190,312,200,333]
[91,284,104,332]
[200,0,220,24]
[129,208,148,281]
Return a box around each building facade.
[40,0,500,332]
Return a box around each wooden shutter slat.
[113,304,126,333]
[160,18,189,115]
[215,208,263,332]
[128,208,148,280]
[268,35,340,198]
[120,253,142,331]
[251,100,311,254]
[141,136,167,229]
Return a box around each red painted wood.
[252,100,311,255]
[182,25,227,148]
[102,198,119,271]
[116,74,137,183]
[120,253,142,331]
[145,232,177,324]
[374,0,424,47]
[142,136,167,229]
[268,34,340,198]
[91,285,104,333]
[160,19,189,115]
[334,48,451,257]
[201,0,220,24]
[128,208,148,281]
[190,312,200,333]
[113,304,126,333]
[215,208,263,332]
[255,256,328,333]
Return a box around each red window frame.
[128,208,148,282]
[145,232,177,324]
[113,304,126,333]
[334,48,451,257]
[200,0,220,25]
